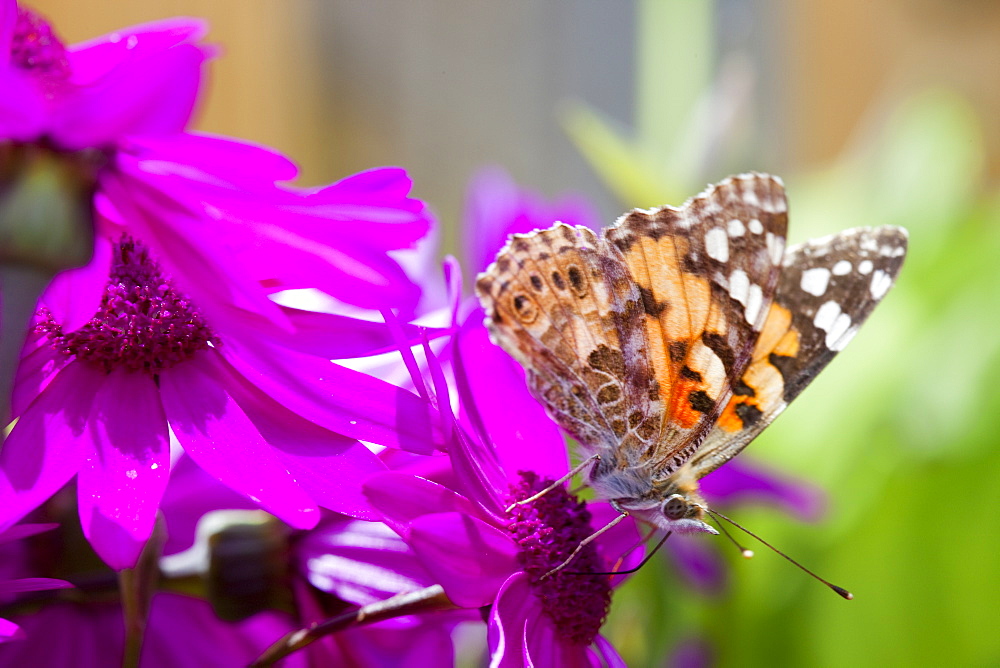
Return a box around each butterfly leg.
[503,454,601,513]
[540,509,630,580]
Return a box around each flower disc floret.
[11,7,70,81]
[38,236,217,373]
[506,470,612,646]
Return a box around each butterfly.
[474,174,907,589]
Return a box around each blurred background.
[33,1,1000,666]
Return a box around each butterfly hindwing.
[688,225,909,477]
[475,224,665,465]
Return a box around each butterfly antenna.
[706,508,853,600]
[709,511,755,559]
[570,531,674,576]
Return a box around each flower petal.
[0,618,22,643]
[11,332,72,418]
[75,368,170,569]
[67,18,208,85]
[158,352,319,530]
[221,335,440,454]
[456,311,568,480]
[363,471,483,538]
[0,68,45,140]
[51,43,207,148]
[298,515,435,606]
[221,368,386,520]
[0,363,101,529]
[700,458,825,521]
[408,512,519,608]
[0,577,73,595]
[488,572,535,668]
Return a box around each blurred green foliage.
[563,3,1000,664]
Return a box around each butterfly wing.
[603,173,788,478]
[687,225,908,477]
[475,223,664,464]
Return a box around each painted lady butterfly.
[475,174,907,590]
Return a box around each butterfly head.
[615,488,719,536]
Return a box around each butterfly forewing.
[688,225,909,477]
[602,174,788,477]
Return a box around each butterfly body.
[475,174,907,537]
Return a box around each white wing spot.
[745,284,763,325]
[748,218,763,234]
[765,232,784,265]
[826,312,852,349]
[813,300,841,332]
[705,227,729,262]
[858,260,873,275]
[870,269,892,299]
[729,269,749,304]
[831,325,859,351]
[800,267,831,296]
[832,260,852,276]
[727,218,746,237]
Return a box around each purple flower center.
[507,470,612,646]
[38,236,218,373]
[11,7,71,82]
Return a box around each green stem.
[250,585,455,667]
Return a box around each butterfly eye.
[661,494,687,520]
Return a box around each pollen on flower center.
[507,470,612,646]
[38,236,218,373]
[11,7,71,82]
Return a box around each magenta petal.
[11,333,72,417]
[0,363,102,529]
[221,370,386,520]
[0,0,14,61]
[52,43,206,147]
[298,516,435,606]
[408,512,519,608]
[158,353,319,530]
[222,335,439,454]
[0,618,22,643]
[488,572,535,668]
[0,523,58,543]
[363,472,483,537]
[700,458,826,521]
[264,306,447,360]
[68,18,208,85]
[457,312,568,480]
[0,68,45,140]
[125,132,299,186]
[75,369,169,569]
[0,578,73,595]
[592,634,627,668]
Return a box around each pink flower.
[0,3,441,571]
[363,312,640,667]
[0,232,440,570]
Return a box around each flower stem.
[118,522,164,668]
[250,585,455,667]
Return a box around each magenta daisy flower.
[363,312,640,667]
[0,231,439,570]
